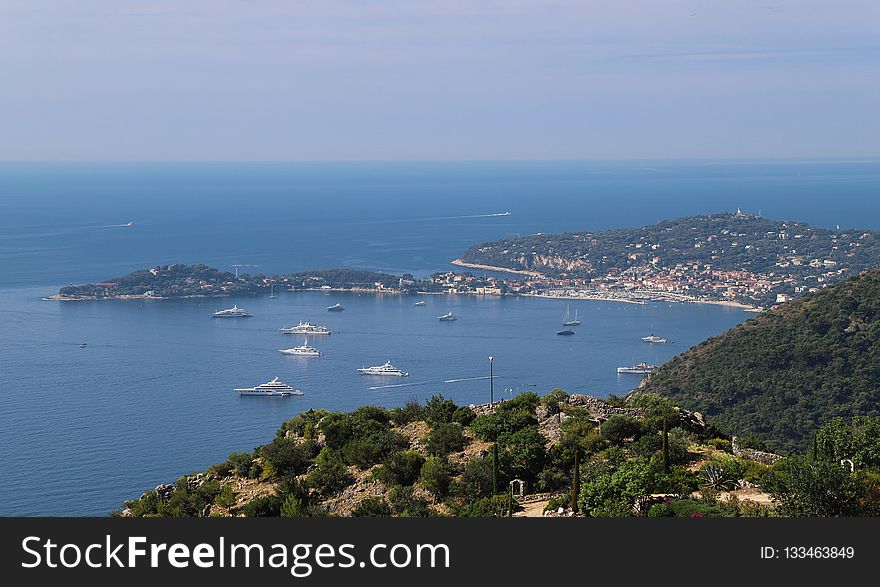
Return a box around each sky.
[0,0,878,161]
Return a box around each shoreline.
[450,258,545,278]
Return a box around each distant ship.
[327,303,345,312]
[280,321,331,335]
[642,334,669,344]
[234,377,304,396]
[617,362,656,375]
[562,305,581,326]
[357,361,409,377]
[79,342,88,348]
[557,329,575,336]
[438,312,457,321]
[212,305,251,318]
[414,300,427,306]
[279,342,322,357]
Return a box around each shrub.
[214,485,236,509]
[276,409,332,439]
[307,448,355,495]
[426,422,466,457]
[451,406,476,427]
[390,399,424,426]
[351,498,392,517]
[707,438,733,453]
[388,486,431,517]
[424,395,458,426]
[451,457,495,501]
[242,495,283,517]
[419,457,452,497]
[456,495,512,517]
[540,389,569,416]
[471,410,536,442]
[260,438,318,479]
[371,451,426,486]
[226,452,255,477]
[600,415,644,445]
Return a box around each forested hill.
[640,270,880,453]
[458,213,880,306]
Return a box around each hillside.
[640,270,880,453]
[457,213,880,306]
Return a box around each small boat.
[617,362,656,375]
[642,334,669,344]
[414,300,427,306]
[562,305,581,326]
[438,312,457,321]
[327,303,344,312]
[234,377,304,396]
[357,361,409,377]
[557,329,575,336]
[79,342,88,348]
[279,342,322,357]
[213,305,251,318]
[280,321,331,335]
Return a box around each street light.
[489,355,494,405]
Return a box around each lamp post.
[489,355,494,405]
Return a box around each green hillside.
[641,270,880,453]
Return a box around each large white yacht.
[212,305,251,318]
[357,361,409,377]
[234,377,304,396]
[617,362,656,375]
[438,312,457,321]
[280,321,331,335]
[562,305,581,326]
[327,303,345,312]
[642,334,669,344]
[279,342,322,357]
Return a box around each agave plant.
[701,464,739,491]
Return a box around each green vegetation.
[118,393,880,518]
[642,270,880,453]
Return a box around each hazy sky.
[1,1,878,160]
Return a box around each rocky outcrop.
[731,436,784,464]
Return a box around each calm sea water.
[1,160,879,515]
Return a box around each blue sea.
[1,160,879,516]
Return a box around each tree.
[424,395,458,426]
[426,422,466,457]
[763,456,877,516]
[372,451,426,486]
[419,457,452,498]
[351,498,392,517]
[600,415,644,445]
[260,438,317,479]
[307,448,354,495]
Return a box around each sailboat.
[562,305,581,326]
[269,284,277,299]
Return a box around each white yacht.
[279,342,322,357]
[642,334,669,344]
[212,305,251,318]
[357,361,409,377]
[617,362,656,375]
[562,305,581,326]
[234,377,304,396]
[438,312,457,321]
[414,300,427,306]
[327,303,344,312]
[280,321,331,335]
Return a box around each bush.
[276,409,332,439]
[500,426,546,484]
[540,389,569,416]
[456,495,513,517]
[600,415,644,445]
[471,409,536,442]
[424,395,458,426]
[451,457,495,501]
[451,406,476,427]
[419,457,452,498]
[260,438,318,479]
[707,438,733,453]
[496,392,540,414]
[388,486,431,517]
[371,451,426,487]
[225,452,255,477]
[426,422,466,457]
[242,495,283,517]
[351,498,392,517]
[214,485,236,509]
[320,408,407,467]
[390,399,424,426]
[307,448,355,495]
